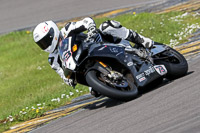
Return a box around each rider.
[33,17,154,96]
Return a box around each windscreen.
[58,38,69,62]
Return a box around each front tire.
[86,70,138,101]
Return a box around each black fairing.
[87,43,161,88]
[59,34,164,88]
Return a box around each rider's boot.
[125,30,154,49]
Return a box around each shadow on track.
[85,71,194,110]
[85,98,125,110]
[139,71,194,95]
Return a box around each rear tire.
[154,46,188,79]
[86,70,138,101]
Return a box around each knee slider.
[100,20,122,32]
[109,20,122,28]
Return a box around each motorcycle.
[58,32,188,101]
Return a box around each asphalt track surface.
[32,57,200,133]
[0,0,170,34]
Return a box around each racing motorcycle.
[58,32,188,101]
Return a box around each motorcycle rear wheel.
[86,70,138,101]
[154,46,188,79]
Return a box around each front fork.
[97,61,124,81]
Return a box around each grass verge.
[0,11,200,132]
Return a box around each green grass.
[0,11,199,131]
[95,12,200,46]
[0,31,89,131]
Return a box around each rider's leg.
[99,20,154,48]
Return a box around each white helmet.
[33,21,60,53]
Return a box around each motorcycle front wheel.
[86,70,138,101]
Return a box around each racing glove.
[63,76,76,88]
[88,26,97,37]
[87,26,102,42]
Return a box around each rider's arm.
[48,51,74,87]
[61,17,96,38]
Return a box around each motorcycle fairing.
[88,43,162,87]
[129,62,161,87]
[89,43,125,59]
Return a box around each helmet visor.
[36,28,55,50]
